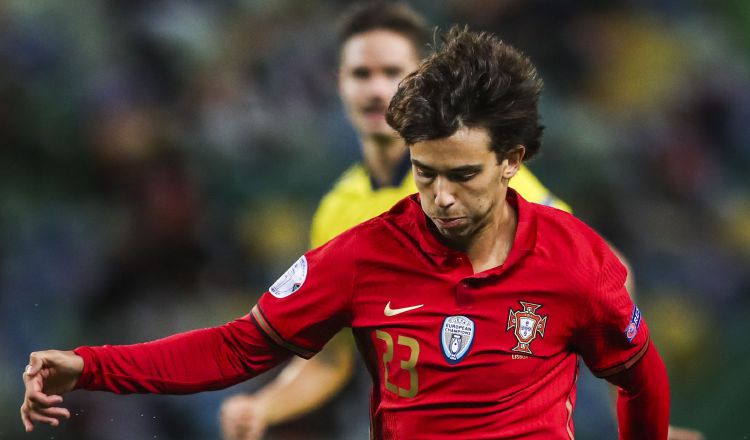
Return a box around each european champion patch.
[269,256,307,298]
[625,305,641,343]
[441,315,475,364]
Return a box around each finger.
[234,425,251,440]
[668,426,703,439]
[24,370,47,398]
[32,405,71,420]
[26,353,44,377]
[251,420,268,439]
[27,390,63,407]
[219,417,232,440]
[670,433,705,440]
[220,397,244,417]
[220,408,244,433]
[244,425,264,440]
[20,404,35,432]
[220,417,241,440]
[667,426,705,440]
[28,410,62,427]
[224,427,242,440]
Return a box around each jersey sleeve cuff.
[250,305,317,359]
[592,335,651,378]
[72,346,99,390]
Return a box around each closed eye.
[414,167,436,179]
[448,171,479,182]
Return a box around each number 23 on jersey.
[375,330,420,398]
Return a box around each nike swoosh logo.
[384,301,424,317]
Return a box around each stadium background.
[1,0,748,438]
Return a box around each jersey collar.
[391,188,537,272]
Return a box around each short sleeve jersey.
[310,162,571,248]
[252,190,648,439]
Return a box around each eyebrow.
[411,159,483,173]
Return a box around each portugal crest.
[507,301,547,355]
[441,315,475,364]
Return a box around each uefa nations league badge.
[441,315,475,364]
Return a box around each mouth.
[361,103,387,118]
[434,217,466,229]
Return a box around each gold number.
[375,330,398,394]
[397,335,419,398]
[375,330,420,398]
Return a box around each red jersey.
[251,189,651,439]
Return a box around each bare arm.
[220,330,355,440]
[256,330,355,424]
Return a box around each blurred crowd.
[1,1,748,439]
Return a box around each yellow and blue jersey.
[310,161,571,248]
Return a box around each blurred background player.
[220,2,699,440]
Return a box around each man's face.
[410,127,521,245]
[339,30,420,141]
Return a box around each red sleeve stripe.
[250,305,316,359]
[593,336,651,378]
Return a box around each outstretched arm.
[21,314,291,432]
[220,330,355,440]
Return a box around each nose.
[366,74,395,102]
[433,177,456,209]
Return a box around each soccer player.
[21,26,670,439]
[220,3,572,439]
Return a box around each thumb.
[26,352,45,377]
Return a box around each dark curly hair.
[386,26,544,161]
[337,1,429,57]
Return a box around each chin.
[367,130,399,144]
[437,226,471,242]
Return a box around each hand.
[20,350,84,432]
[668,425,705,440]
[220,393,268,440]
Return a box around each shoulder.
[314,164,366,209]
[531,204,624,289]
[316,164,369,207]
[310,215,394,268]
[326,164,368,196]
[310,164,369,247]
[533,202,599,245]
[311,166,417,248]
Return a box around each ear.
[501,145,525,179]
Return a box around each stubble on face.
[410,127,513,249]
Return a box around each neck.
[466,191,518,273]
[361,134,408,187]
